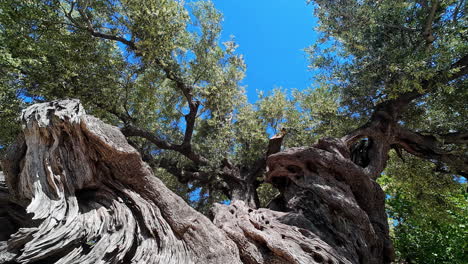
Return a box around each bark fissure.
[1,100,386,263]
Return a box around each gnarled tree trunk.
[0,100,392,264]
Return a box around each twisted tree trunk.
[0,100,392,264]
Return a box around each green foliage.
[0,83,21,149]
[0,2,466,261]
[308,0,467,124]
[309,1,467,262]
[379,152,467,263]
[257,183,279,208]
[0,0,223,204]
[0,0,272,208]
[390,193,467,264]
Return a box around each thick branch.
[341,91,417,178]
[394,126,468,176]
[364,138,392,179]
[422,0,439,46]
[2,100,396,263]
[218,131,287,208]
[74,5,196,105]
[437,132,468,144]
[76,7,138,51]
[0,100,245,263]
[342,53,467,177]
[68,3,204,166]
[248,130,288,178]
[121,124,209,165]
[182,100,200,148]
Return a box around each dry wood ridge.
[0,100,391,264]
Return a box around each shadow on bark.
[0,100,392,264]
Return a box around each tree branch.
[342,53,467,178]
[74,7,139,51]
[437,132,468,144]
[66,2,208,168]
[121,124,209,165]
[422,0,439,46]
[249,130,287,179]
[394,126,468,177]
[127,139,213,187]
[447,53,468,81]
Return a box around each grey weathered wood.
[0,100,392,263]
[1,100,240,264]
[213,200,352,264]
[213,138,394,264]
[264,138,394,263]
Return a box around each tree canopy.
[307,0,467,261]
[0,0,466,263]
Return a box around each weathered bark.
[264,138,394,263]
[0,100,392,263]
[213,200,351,264]
[0,100,241,264]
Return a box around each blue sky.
[212,0,318,102]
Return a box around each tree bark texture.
[0,100,393,264]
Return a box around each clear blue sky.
[212,0,318,102]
